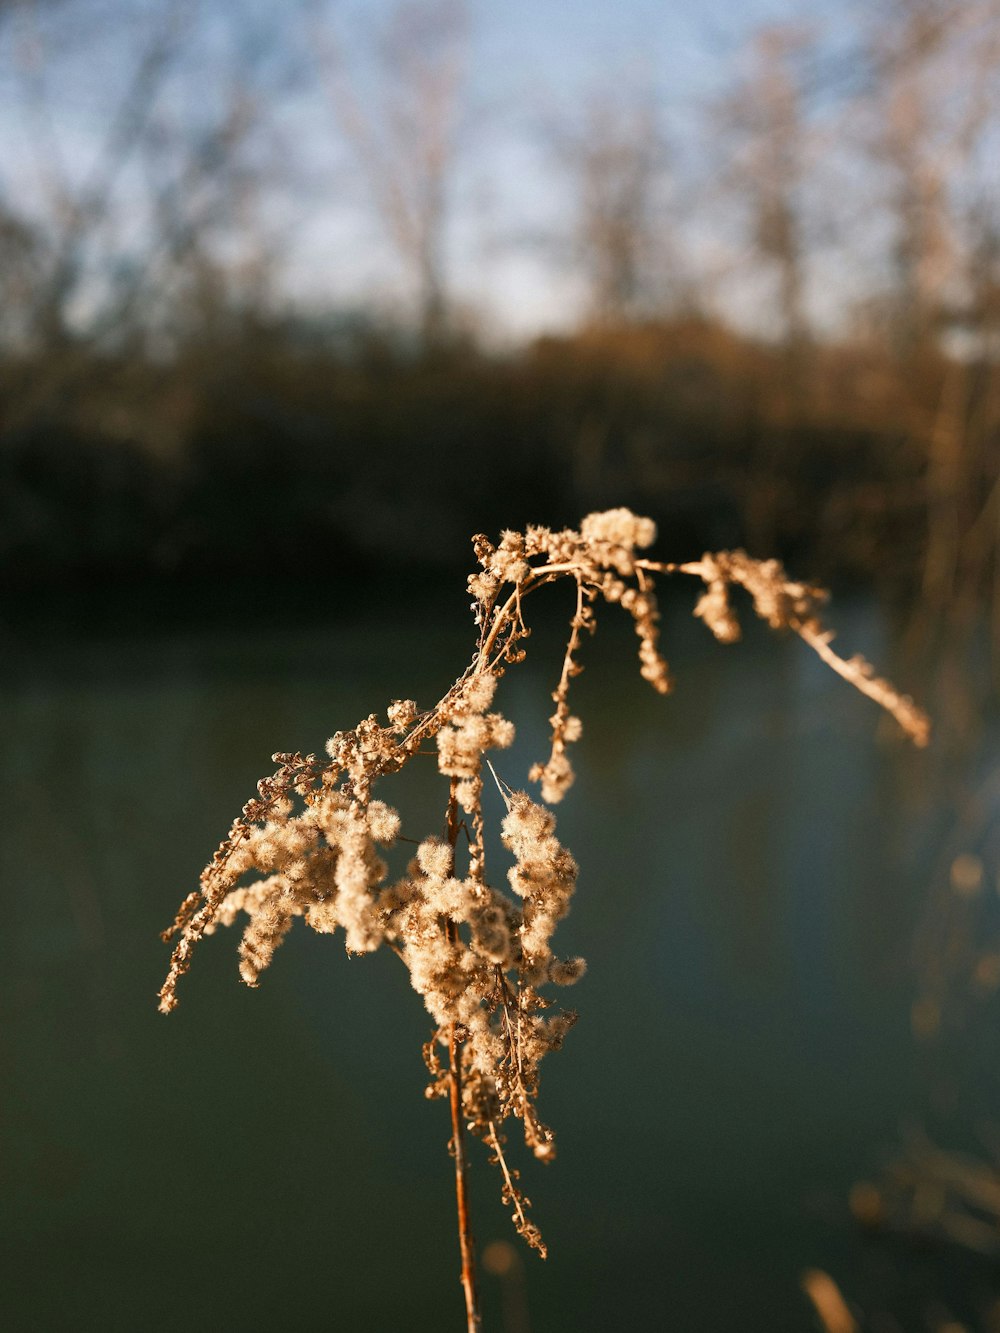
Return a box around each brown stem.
[448,1016,482,1332]
[445,780,482,1333]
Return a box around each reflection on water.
[1,592,991,1331]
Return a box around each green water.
[0,591,984,1330]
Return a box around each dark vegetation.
[3,315,997,614]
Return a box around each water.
[0,588,986,1331]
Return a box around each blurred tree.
[0,0,286,436]
[3,0,184,353]
[715,23,814,358]
[0,202,44,348]
[313,0,469,352]
[550,84,674,325]
[843,0,1000,704]
[859,0,1000,355]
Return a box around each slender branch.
[446,781,482,1333]
[476,563,578,667]
[448,1015,481,1333]
[795,621,930,746]
[487,1120,545,1259]
[638,555,930,746]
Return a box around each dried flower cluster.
[159,509,929,1297]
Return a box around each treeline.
[2,314,996,610]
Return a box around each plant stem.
[445,779,482,1332]
[448,1017,482,1332]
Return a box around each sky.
[279,0,851,337]
[0,0,872,341]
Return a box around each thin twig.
[795,622,930,746]
[446,781,482,1333]
[487,1120,545,1259]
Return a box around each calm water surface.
[1,590,991,1330]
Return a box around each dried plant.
[158,509,929,1331]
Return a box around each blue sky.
[279,0,854,336]
[0,0,866,339]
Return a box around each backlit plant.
[159,509,928,1331]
